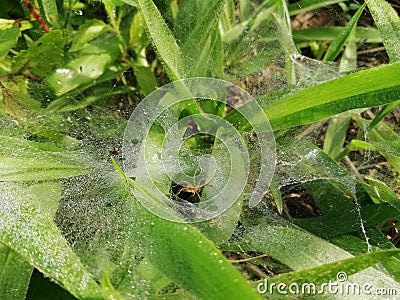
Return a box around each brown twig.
[22,0,50,33]
[229,254,269,263]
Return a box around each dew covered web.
[4,1,398,298]
[55,3,373,295]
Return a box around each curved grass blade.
[265,62,400,130]
[323,3,366,62]
[365,0,400,62]
[369,100,400,129]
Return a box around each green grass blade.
[137,0,184,80]
[288,0,347,16]
[369,100,400,129]
[323,3,366,62]
[293,27,382,44]
[265,62,400,130]
[0,244,33,300]
[365,0,400,62]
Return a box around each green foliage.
[0,0,400,299]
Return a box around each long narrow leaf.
[365,0,400,62]
[264,62,400,130]
[137,0,184,80]
[323,3,366,62]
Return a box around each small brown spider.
[173,177,216,203]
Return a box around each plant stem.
[22,0,50,33]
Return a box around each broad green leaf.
[0,26,19,60]
[288,0,347,16]
[239,0,250,20]
[12,30,65,77]
[208,28,224,79]
[265,62,400,130]
[181,0,226,77]
[47,33,121,96]
[365,0,400,62]
[70,19,111,52]
[0,19,16,30]
[0,136,87,181]
[323,3,366,62]
[39,0,59,27]
[362,177,400,208]
[137,0,184,80]
[0,244,33,300]
[130,194,262,299]
[0,182,106,299]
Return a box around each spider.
[172,176,216,203]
